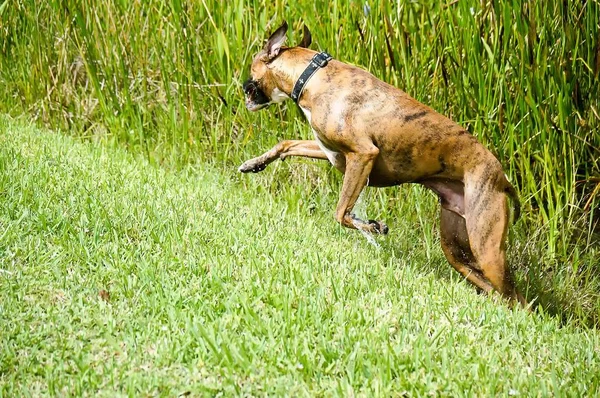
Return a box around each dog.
[239,21,527,307]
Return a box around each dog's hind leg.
[440,207,493,293]
[464,174,527,307]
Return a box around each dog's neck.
[269,49,321,104]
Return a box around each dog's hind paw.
[368,219,389,235]
[238,160,267,173]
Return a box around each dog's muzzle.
[243,79,270,111]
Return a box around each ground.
[1,116,599,396]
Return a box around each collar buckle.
[315,52,332,67]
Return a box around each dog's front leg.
[335,150,388,235]
[239,140,328,173]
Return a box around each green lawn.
[1,117,599,396]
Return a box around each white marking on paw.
[352,189,381,249]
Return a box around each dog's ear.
[297,25,312,48]
[263,21,288,61]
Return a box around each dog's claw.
[238,160,266,173]
[368,219,389,235]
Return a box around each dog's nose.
[243,79,255,95]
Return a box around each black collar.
[290,52,333,103]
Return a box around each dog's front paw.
[368,219,389,235]
[238,159,267,173]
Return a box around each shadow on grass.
[265,176,600,329]
[512,237,600,329]
[375,218,600,329]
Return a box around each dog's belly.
[366,172,410,187]
[367,151,442,187]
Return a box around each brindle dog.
[239,21,527,307]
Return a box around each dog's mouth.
[245,100,270,112]
[243,78,271,112]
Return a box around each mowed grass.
[1,117,600,396]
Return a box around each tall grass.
[0,1,599,320]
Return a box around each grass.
[1,117,600,396]
[0,1,598,295]
[1,0,600,393]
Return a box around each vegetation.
[1,117,600,395]
[0,0,599,393]
[1,1,598,218]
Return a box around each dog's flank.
[239,21,527,308]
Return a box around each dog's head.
[243,21,311,111]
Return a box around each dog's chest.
[300,106,343,168]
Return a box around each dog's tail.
[504,181,521,223]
